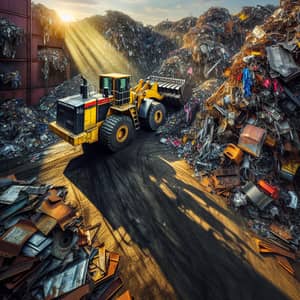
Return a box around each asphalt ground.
[2,132,300,299]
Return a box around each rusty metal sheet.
[117,290,133,300]
[90,252,120,286]
[5,261,41,290]
[46,188,64,203]
[34,214,57,236]
[0,256,38,281]
[0,220,37,257]
[78,228,91,247]
[38,199,75,230]
[98,246,107,275]
[254,238,296,260]
[98,277,123,300]
[213,167,240,189]
[269,223,293,241]
[61,284,91,300]
[276,255,295,276]
[43,258,89,299]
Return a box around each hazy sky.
[37,0,279,25]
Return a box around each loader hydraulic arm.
[131,80,164,110]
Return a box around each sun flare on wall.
[59,12,75,23]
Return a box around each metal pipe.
[81,76,88,99]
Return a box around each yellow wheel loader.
[49,73,190,152]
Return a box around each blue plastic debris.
[242,67,253,98]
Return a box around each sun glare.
[65,20,138,85]
[59,13,74,23]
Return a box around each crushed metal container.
[238,125,267,157]
[266,45,300,82]
[242,182,273,210]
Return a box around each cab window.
[103,77,112,89]
[120,78,127,91]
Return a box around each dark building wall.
[0,1,70,105]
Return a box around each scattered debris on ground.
[0,175,131,299]
[159,0,300,277]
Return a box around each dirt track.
[3,132,300,300]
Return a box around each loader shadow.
[64,133,290,300]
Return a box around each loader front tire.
[146,103,166,131]
[100,115,134,152]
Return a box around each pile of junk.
[0,176,132,299]
[159,0,300,277]
[158,5,276,83]
[0,75,85,160]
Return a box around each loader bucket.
[147,75,192,106]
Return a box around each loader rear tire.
[100,115,134,152]
[146,103,166,131]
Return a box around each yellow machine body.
[50,73,189,150]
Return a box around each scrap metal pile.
[0,176,131,299]
[0,71,21,89]
[0,17,24,58]
[153,17,197,47]
[0,99,59,160]
[0,75,85,160]
[38,48,69,80]
[160,0,300,275]
[84,11,176,77]
[159,5,276,83]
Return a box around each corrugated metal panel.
[1,0,28,17]
[0,0,70,105]
[30,88,47,105]
[30,61,44,88]
[31,18,42,35]
[31,36,42,59]
[0,0,30,103]
[31,61,67,89]
[0,89,27,101]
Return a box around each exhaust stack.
[80,76,88,100]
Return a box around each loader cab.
[99,73,131,106]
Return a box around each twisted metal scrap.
[0,18,24,58]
